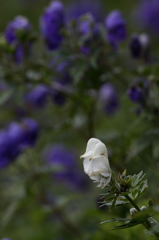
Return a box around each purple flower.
[129,33,150,60]
[50,87,66,106]
[105,10,126,46]
[137,0,159,35]
[0,118,39,168]
[51,61,72,106]
[127,79,149,105]
[0,130,18,168]
[127,87,143,103]
[19,118,39,147]
[56,61,72,85]
[0,125,22,168]
[45,144,87,190]
[5,16,31,44]
[5,16,32,63]
[129,34,141,59]
[78,14,100,54]
[24,84,50,108]
[99,83,119,114]
[79,14,99,36]
[8,118,39,149]
[47,144,75,167]
[67,0,104,22]
[40,1,65,50]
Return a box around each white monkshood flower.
[130,208,137,216]
[80,138,112,188]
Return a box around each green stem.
[124,195,141,212]
[124,195,159,237]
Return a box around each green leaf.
[101,218,131,224]
[112,220,139,230]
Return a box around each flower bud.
[130,208,137,216]
[129,33,150,61]
[140,206,147,211]
[80,138,111,188]
[127,78,149,106]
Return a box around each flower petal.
[91,156,111,177]
[83,156,92,175]
[80,138,101,159]
[92,142,108,159]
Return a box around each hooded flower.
[40,0,65,50]
[105,10,126,47]
[5,16,32,64]
[127,78,149,104]
[80,138,111,188]
[0,118,39,168]
[78,13,100,54]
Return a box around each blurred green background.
[1,0,159,240]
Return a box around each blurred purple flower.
[20,118,39,147]
[5,16,31,43]
[79,14,99,37]
[47,144,75,167]
[105,10,126,46]
[99,83,119,114]
[40,1,65,50]
[78,14,100,54]
[45,144,87,190]
[51,61,72,106]
[0,130,19,168]
[56,61,72,85]
[127,87,143,103]
[0,118,39,168]
[127,79,149,107]
[24,84,50,108]
[50,87,66,106]
[5,16,32,63]
[137,0,159,35]
[129,34,141,59]
[67,0,104,22]
[129,33,150,60]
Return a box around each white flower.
[80,138,111,188]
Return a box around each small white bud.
[140,206,147,211]
[130,208,137,216]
